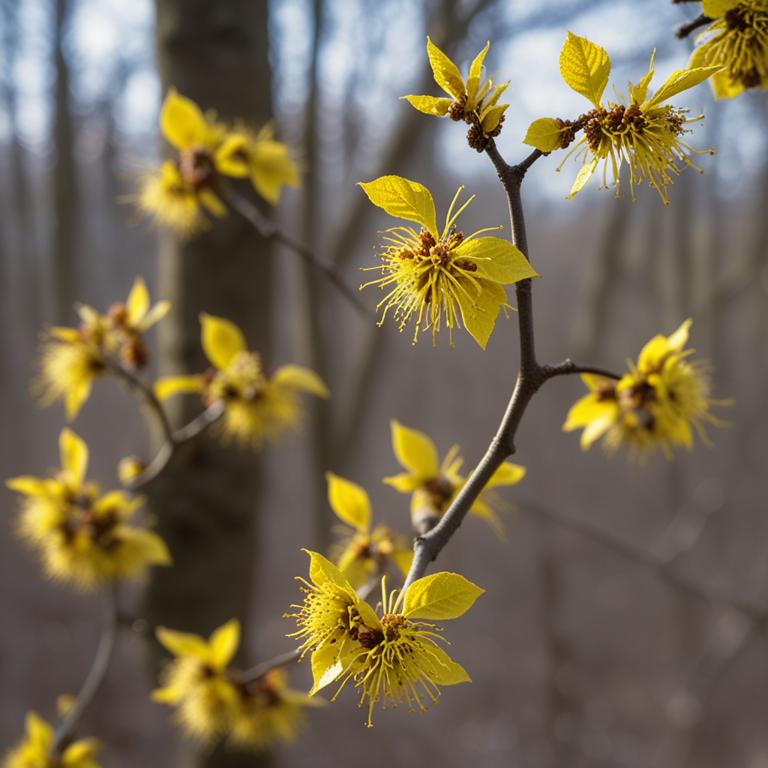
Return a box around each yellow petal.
[62,738,99,763]
[160,89,207,149]
[382,472,423,493]
[139,300,171,332]
[119,528,171,566]
[200,313,246,370]
[6,476,50,496]
[65,378,93,421]
[390,420,439,477]
[214,133,250,177]
[486,461,526,488]
[209,619,240,670]
[198,189,227,217]
[60,428,88,486]
[126,277,149,326]
[426,36,465,99]
[272,365,329,397]
[25,712,53,748]
[523,117,565,153]
[154,375,204,401]
[579,413,614,449]
[156,626,211,660]
[710,68,744,100]
[563,393,608,430]
[401,94,453,116]
[402,571,484,620]
[326,473,371,534]
[358,175,438,237]
[559,32,611,107]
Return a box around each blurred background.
[1,0,767,766]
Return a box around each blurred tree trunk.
[51,0,79,323]
[144,2,273,766]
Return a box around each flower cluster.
[384,421,525,539]
[3,712,100,768]
[564,320,726,459]
[524,33,720,203]
[287,550,482,726]
[326,472,412,589]
[6,429,170,589]
[689,0,768,98]
[153,620,319,749]
[139,90,298,235]
[38,277,169,420]
[359,175,538,348]
[403,38,510,150]
[154,314,328,448]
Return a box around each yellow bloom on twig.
[6,429,170,589]
[359,175,538,348]
[689,0,768,99]
[287,551,482,726]
[524,33,721,203]
[326,472,412,589]
[154,314,328,448]
[384,420,525,538]
[37,277,169,419]
[564,320,728,459]
[3,712,100,768]
[403,37,510,150]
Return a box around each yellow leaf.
[156,627,210,660]
[119,528,172,566]
[6,476,50,496]
[426,36,465,99]
[303,549,353,590]
[401,95,453,116]
[65,378,93,421]
[126,277,149,326]
[465,41,490,108]
[486,461,526,488]
[480,103,508,133]
[60,429,88,486]
[160,89,207,150]
[453,237,538,284]
[458,279,505,350]
[523,117,565,153]
[153,375,204,401]
[628,50,656,105]
[309,642,344,695]
[710,68,743,100]
[215,133,250,177]
[568,158,598,198]
[326,473,371,534]
[62,738,99,762]
[209,619,240,669]
[423,644,471,685]
[702,0,739,16]
[645,66,722,108]
[273,365,329,397]
[559,32,611,107]
[25,712,53,747]
[403,571,484,620]
[382,472,423,493]
[391,420,439,477]
[200,313,246,370]
[358,175,438,237]
[139,300,171,332]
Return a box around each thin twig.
[219,182,369,317]
[546,359,622,380]
[53,584,118,754]
[676,13,712,38]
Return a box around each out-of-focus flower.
[326,472,412,589]
[403,38,510,149]
[6,429,170,589]
[287,551,482,726]
[564,320,728,459]
[384,421,525,538]
[154,314,328,448]
[37,278,169,420]
[3,712,100,768]
[359,175,537,348]
[524,33,720,203]
[689,0,768,99]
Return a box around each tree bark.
[145,2,274,766]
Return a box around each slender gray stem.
[53,585,118,754]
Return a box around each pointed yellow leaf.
[303,549,353,590]
[465,41,490,107]
[559,32,611,107]
[358,175,438,237]
[6,476,50,496]
[401,95,453,116]
[119,528,172,566]
[126,277,149,325]
[454,237,538,285]
[326,473,371,534]
[568,158,599,198]
[423,643,471,685]
[403,571,484,620]
[645,66,722,108]
[139,300,171,332]
[65,378,93,421]
[480,103,508,133]
[458,279,505,350]
[628,50,656,105]
[209,619,240,669]
[160,89,207,150]
[60,429,88,486]
[62,738,99,762]
[523,117,565,153]
[426,36,465,99]
[273,365,329,397]
[154,375,204,401]
[309,642,344,695]
[702,0,739,16]
[486,461,526,488]
[382,472,423,493]
[156,627,210,660]
[200,313,246,370]
[25,712,53,747]
[391,420,439,477]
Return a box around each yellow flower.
[153,620,241,743]
[216,124,299,205]
[689,0,768,98]
[6,429,170,589]
[524,33,720,204]
[154,314,328,448]
[564,320,727,459]
[403,38,510,149]
[359,175,538,348]
[3,712,100,768]
[383,421,525,538]
[288,551,482,726]
[326,473,412,589]
[227,670,322,751]
[139,91,298,233]
[37,278,169,419]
